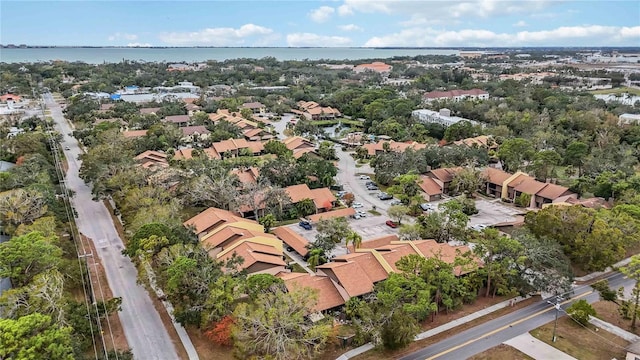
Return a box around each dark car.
[385,220,398,228]
[299,221,312,230]
[365,181,376,186]
[378,192,393,200]
[367,185,379,191]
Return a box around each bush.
[567,299,596,325]
[515,193,531,207]
[459,197,479,215]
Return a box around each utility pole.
[552,296,560,342]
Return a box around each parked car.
[385,220,399,228]
[352,202,364,208]
[378,192,393,200]
[359,175,371,180]
[365,181,376,186]
[420,203,436,211]
[351,214,362,220]
[471,224,488,231]
[65,146,70,150]
[299,221,312,230]
[356,210,367,217]
[336,191,348,198]
[390,199,402,206]
[367,185,379,191]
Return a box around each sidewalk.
[575,257,632,282]
[336,295,530,360]
[589,316,640,342]
[504,333,577,360]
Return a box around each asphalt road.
[44,93,181,360]
[399,272,633,360]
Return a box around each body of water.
[0,47,459,64]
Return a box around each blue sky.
[1,1,639,47]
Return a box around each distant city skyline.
[1,1,639,47]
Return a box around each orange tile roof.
[135,150,167,162]
[482,167,512,185]
[201,226,252,250]
[317,261,374,297]
[272,226,310,257]
[218,241,285,272]
[283,136,315,151]
[308,207,355,222]
[183,207,247,235]
[285,184,313,203]
[348,234,399,252]
[333,252,389,282]
[429,167,464,183]
[140,107,161,114]
[310,188,336,210]
[164,115,190,124]
[419,176,443,196]
[279,273,346,312]
[123,130,148,138]
[230,167,260,185]
[246,141,264,153]
[536,183,572,200]
[514,178,547,195]
[376,244,419,272]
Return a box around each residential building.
[230,167,260,186]
[426,167,464,194]
[122,129,148,138]
[285,184,336,213]
[361,140,428,157]
[139,107,162,115]
[163,114,190,127]
[184,207,285,275]
[240,102,266,114]
[412,109,479,127]
[277,236,476,313]
[272,226,310,257]
[481,169,577,208]
[308,207,356,222]
[134,150,169,170]
[418,175,443,202]
[423,89,489,103]
[0,93,22,102]
[293,101,341,121]
[211,138,265,159]
[452,135,497,149]
[180,125,210,143]
[283,136,318,159]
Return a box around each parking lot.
[285,210,399,257]
[469,198,525,227]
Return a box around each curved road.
[399,272,632,360]
[45,93,184,360]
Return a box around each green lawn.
[589,86,640,96]
[311,118,364,127]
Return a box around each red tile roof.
[333,252,389,282]
[218,241,285,271]
[428,167,464,183]
[376,244,419,272]
[272,226,310,257]
[164,115,190,124]
[317,261,374,297]
[183,207,248,235]
[419,176,443,196]
[278,273,346,312]
[536,183,571,200]
[482,167,512,186]
[308,207,355,222]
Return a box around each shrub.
[567,299,596,325]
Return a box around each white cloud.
[287,33,352,47]
[158,24,275,46]
[108,32,138,41]
[513,20,528,27]
[127,43,152,47]
[337,4,353,16]
[343,0,557,24]
[364,25,640,47]
[338,24,362,32]
[309,6,335,23]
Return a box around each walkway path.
[504,333,577,360]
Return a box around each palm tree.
[307,248,326,271]
[345,230,362,253]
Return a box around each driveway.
[272,113,294,140]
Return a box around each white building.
[619,113,640,126]
[412,108,479,127]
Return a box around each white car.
[359,175,371,180]
[471,224,488,231]
[352,202,363,208]
[356,210,367,217]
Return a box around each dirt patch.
[530,316,629,360]
[592,300,640,335]
[342,295,539,360]
[79,234,129,353]
[467,344,533,360]
[185,326,234,360]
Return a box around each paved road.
[45,93,181,360]
[399,272,633,360]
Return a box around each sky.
[1,0,639,47]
